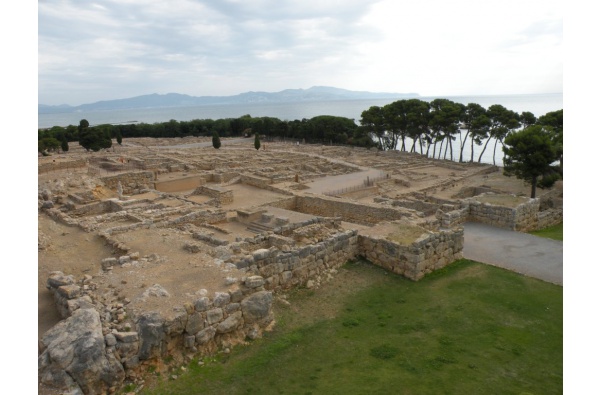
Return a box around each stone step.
[247,221,273,234]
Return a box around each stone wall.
[40,271,274,395]
[193,185,234,205]
[295,195,417,226]
[240,174,272,188]
[100,172,155,195]
[233,229,359,290]
[38,159,86,174]
[154,175,206,193]
[536,208,563,229]
[359,228,464,281]
[464,197,540,231]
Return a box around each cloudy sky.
[38,0,562,106]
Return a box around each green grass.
[141,259,562,395]
[529,222,563,241]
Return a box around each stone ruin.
[38,138,562,394]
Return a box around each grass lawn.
[140,259,563,395]
[529,222,563,241]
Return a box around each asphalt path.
[463,222,563,285]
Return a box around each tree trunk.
[460,130,470,162]
[478,136,493,163]
[449,137,454,161]
[531,175,537,198]
[444,140,448,160]
[401,136,406,151]
[492,138,499,166]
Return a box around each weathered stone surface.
[195,326,216,345]
[47,271,75,289]
[216,311,243,334]
[105,334,117,347]
[194,296,211,312]
[38,308,125,395]
[241,291,273,323]
[164,311,188,335]
[244,276,264,288]
[141,284,170,298]
[213,292,231,307]
[114,332,138,343]
[136,312,165,360]
[185,312,205,335]
[206,308,224,325]
[57,284,81,299]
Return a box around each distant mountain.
[38,86,419,114]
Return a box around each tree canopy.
[502,125,559,198]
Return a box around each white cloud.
[38,0,562,105]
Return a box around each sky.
[38,0,562,106]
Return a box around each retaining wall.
[154,175,206,193]
[295,195,417,226]
[101,172,155,195]
[38,159,87,174]
[359,228,464,281]
[41,272,274,395]
[234,229,359,290]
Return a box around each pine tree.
[212,131,221,149]
[61,135,69,152]
[254,133,261,150]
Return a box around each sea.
[38,93,562,166]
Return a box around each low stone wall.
[210,172,240,184]
[536,208,563,229]
[338,186,378,199]
[40,272,274,395]
[233,229,359,290]
[359,228,464,281]
[38,159,86,174]
[437,207,469,229]
[193,185,234,205]
[295,195,417,226]
[241,174,272,188]
[464,197,540,231]
[154,175,206,193]
[101,172,155,195]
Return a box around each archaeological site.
[37,136,562,394]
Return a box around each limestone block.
[245,276,265,288]
[217,311,243,334]
[213,292,231,307]
[185,312,205,335]
[195,327,216,345]
[206,308,224,325]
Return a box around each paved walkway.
[462,222,563,285]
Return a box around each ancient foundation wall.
[40,272,274,395]
[536,208,563,229]
[233,229,359,290]
[192,185,234,204]
[210,172,240,184]
[38,159,87,174]
[465,198,540,231]
[101,172,155,195]
[154,175,206,193]
[240,174,272,188]
[359,228,464,281]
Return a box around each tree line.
[38,114,371,154]
[37,98,562,198]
